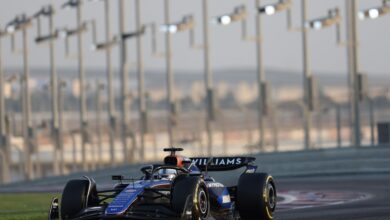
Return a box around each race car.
[48,148,276,220]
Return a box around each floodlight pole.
[34,5,61,175]
[0,34,4,140]
[301,0,312,150]
[14,18,35,180]
[0,30,11,183]
[103,0,116,165]
[357,2,390,146]
[48,7,60,176]
[164,0,175,147]
[63,0,89,170]
[74,2,89,171]
[368,97,375,145]
[117,0,146,163]
[95,81,103,169]
[304,7,342,149]
[118,0,130,163]
[135,0,146,160]
[58,79,66,174]
[61,0,93,171]
[21,24,34,180]
[202,0,214,156]
[346,0,361,147]
[88,0,117,165]
[0,150,6,184]
[255,0,266,151]
[271,102,279,151]
[336,104,342,148]
[212,5,253,154]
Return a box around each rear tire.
[236,173,276,220]
[60,179,90,220]
[171,176,209,219]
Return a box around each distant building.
[190,81,205,104]
[322,86,349,103]
[234,82,256,104]
[274,86,302,102]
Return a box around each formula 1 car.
[49,148,276,220]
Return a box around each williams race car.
[49,148,276,220]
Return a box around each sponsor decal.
[207,182,224,188]
[222,195,231,204]
[191,157,243,166]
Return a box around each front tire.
[236,173,276,220]
[60,179,97,220]
[171,175,209,219]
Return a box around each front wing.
[49,194,197,220]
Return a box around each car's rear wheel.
[60,179,96,220]
[236,173,276,220]
[171,175,209,219]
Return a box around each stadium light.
[358,0,390,20]
[33,5,54,18]
[90,39,117,51]
[57,25,86,58]
[160,15,195,33]
[212,5,247,25]
[122,26,146,39]
[57,24,87,39]
[32,5,58,44]
[6,15,32,34]
[160,24,178,33]
[6,26,16,33]
[88,22,145,52]
[61,0,80,10]
[258,0,292,15]
[306,8,341,30]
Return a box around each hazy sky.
[1,0,389,75]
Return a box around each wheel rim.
[198,188,208,215]
[267,183,276,211]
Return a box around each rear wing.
[189,157,256,172]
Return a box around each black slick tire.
[236,173,276,220]
[171,175,209,219]
[60,179,89,220]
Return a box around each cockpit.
[156,168,178,180]
[140,147,201,181]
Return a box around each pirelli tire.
[236,173,276,220]
[171,175,210,219]
[60,179,98,220]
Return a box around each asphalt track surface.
[273,174,390,220]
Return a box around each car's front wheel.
[171,175,210,219]
[236,173,276,220]
[60,179,97,220]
